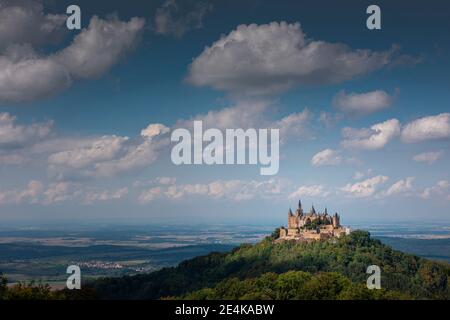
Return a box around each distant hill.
[86,230,450,300]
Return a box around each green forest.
[1,230,449,300]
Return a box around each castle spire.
[288,208,293,216]
[298,199,302,209]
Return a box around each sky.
[0,0,449,225]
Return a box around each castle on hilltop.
[277,199,351,242]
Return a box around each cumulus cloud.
[0,180,129,205]
[378,177,415,198]
[0,180,43,205]
[186,21,396,95]
[133,176,177,188]
[0,180,137,206]
[413,151,444,164]
[153,0,212,37]
[318,111,342,129]
[48,123,170,180]
[43,182,77,204]
[93,138,168,178]
[289,185,330,199]
[353,169,373,180]
[138,178,290,203]
[48,135,129,169]
[177,100,271,130]
[0,44,72,102]
[420,180,449,199]
[177,99,312,143]
[271,109,312,141]
[141,123,170,138]
[341,119,400,150]
[0,8,145,103]
[83,187,128,204]
[311,149,343,167]
[0,112,52,148]
[53,16,145,79]
[0,0,66,50]
[401,113,450,143]
[333,90,393,115]
[341,175,389,198]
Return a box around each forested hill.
[87,230,450,300]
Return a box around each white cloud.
[289,185,330,199]
[311,149,342,167]
[134,177,177,188]
[318,111,342,128]
[43,182,77,204]
[353,169,373,180]
[378,177,415,198]
[0,14,145,103]
[420,180,450,199]
[0,180,129,205]
[333,90,393,115]
[141,123,170,139]
[177,99,312,143]
[177,100,271,130]
[0,180,43,205]
[0,45,72,103]
[0,112,52,148]
[186,21,395,95]
[413,151,443,164]
[48,135,129,169]
[47,123,170,180]
[138,178,290,203]
[341,119,400,150]
[53,16,145,79]
[153,0,212,37]
[83,187,128,204]
[271,109,312,141]
[341,175,389,198]
[0,0,66,50]
[93,138,169,178]
[401,113,450,143]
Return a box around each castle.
[277,199,350,242]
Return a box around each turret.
[311,205,316,215]
[288,208,294,216]
[332,213,340,228]
[296,199,303,216]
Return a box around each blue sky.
[0,0,449,225]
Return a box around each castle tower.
[332,213,340,228]
[296,199,303,217]
[288,208,297,229]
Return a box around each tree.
[0,274,7,300]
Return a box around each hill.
[87,230,450,300]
